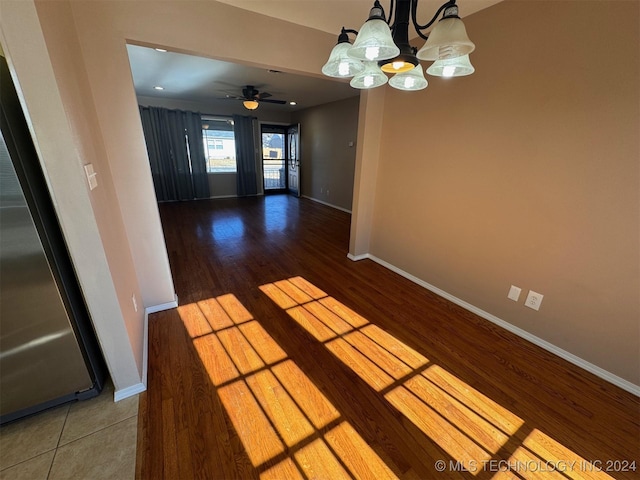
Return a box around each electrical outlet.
[507,285,521,302]
[132,293,138,312]
[525,290,543,311]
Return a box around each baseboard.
[302,195,352,214]
[145,294,178,315]
[347,252,370,262]
[142,310,149,388]
[140,295,178,391]
[208,194,238,199]
[348,252,640,396]
[114,382,146,402]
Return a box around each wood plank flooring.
[136,195,639,480]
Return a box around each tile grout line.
[46,403,71,480]
[0,448,57,474]
[46,413,139,480]
[0,403,69,473]
[55,404,70,450]
[46,446,58,479]
[55,413,139,449]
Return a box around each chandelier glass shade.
[322,34,366,78]
[350,61,389,89]
[347,2,400,62]
[415,15,475,61]
[426,53,475,77]
[388,65,428,90]
[322,0,476,91]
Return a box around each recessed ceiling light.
[289,101,297,106]
[154,48,167,53]
[153,85,164,90]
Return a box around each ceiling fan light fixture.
[243,100,259,110]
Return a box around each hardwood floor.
[136,195,639,480]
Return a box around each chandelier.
[322,0,475,91]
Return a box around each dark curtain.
[233,114,258,196]
[139,106,209,201]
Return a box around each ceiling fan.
[224,85,287,110]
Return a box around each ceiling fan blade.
[222,94,244,100]
[220,85,286,105]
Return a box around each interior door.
[287,124,300,197]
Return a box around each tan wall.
[6,0,636,391]
[292,96,360,211]
[0,1,143,391]
[3,0,338,390]
[350,88,387,256]
[35,0,151,380]
[367,0,639,384]
[58,0,335,305]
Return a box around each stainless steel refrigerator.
[0,54,106,424]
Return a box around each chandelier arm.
[387,0,395,26]
[411,0,456,39]
[337,27,359,43]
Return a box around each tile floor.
[0,380,138,480]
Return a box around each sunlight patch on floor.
[259,277,616,479]
[176,294,399,479]
[516,429,614,480]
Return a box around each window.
[202,118,236,173]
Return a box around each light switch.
[84,164,98,190]
[507,285,521,302]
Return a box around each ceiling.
[127,0,502,113]
[214,0,502,35]
[127,44,358,112]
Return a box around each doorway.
[261,124,300,196]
